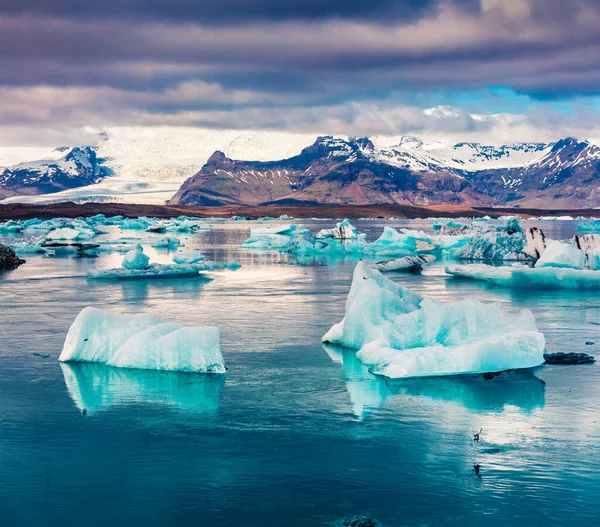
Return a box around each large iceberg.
[323,262,545,379]
[446,263,600,290]
[451,220,546,262]
[59,307,226,373]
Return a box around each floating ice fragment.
[121,244,150,270]
[446,263,600,290]
[59,307,225,373]
[323,262,545,379]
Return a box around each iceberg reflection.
[60,362,225,415]
[323,344,545,418]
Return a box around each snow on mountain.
[0,124,598,206]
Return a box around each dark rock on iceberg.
[544,352,596,365]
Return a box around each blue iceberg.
[323,262,545,379]
[59,307,226,373]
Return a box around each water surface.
[1,219,599,526]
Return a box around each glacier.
[59,307,226,373]
[322,262,545,379]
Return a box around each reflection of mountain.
[60,362,225,415]
[323,344,545,418]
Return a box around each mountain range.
[169,136,600,208]
[2,130,600,208]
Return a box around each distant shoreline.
[0,202,597,221]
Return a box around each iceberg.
[323,262,545,379]
[59,307,226,373]
[150,236,182,250]
[172,249,205,265]
[46,227,82,241]
[316,219,365,240]
[535,241,585,270]
[364,227,417,256]
[577,220,600,233]
[371,255,430,273]
[88,260,239,280]
[119,217,153,231]
[446,263,600,290]
[122,244,150,270]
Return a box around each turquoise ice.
[323,262,545,379]
[59,307,226,373]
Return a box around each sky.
[2,0,600,145]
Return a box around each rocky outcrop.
[0,244,25,270]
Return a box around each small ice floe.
[87,262,224,280]
[322,262,545,379]
[172,249,205,265]
[59,307,226,373]
[445,263,600,290]
[150,236,181,250]
[371,254,431,273]
[316,219,365,240]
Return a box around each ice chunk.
[119,218,153,230]
[577,220,600,233]
[535,241,585,270]
[46,227,81,241]
[59,307,226,373]
[371,255,430,273]
[452,229,529,261]
[323,262,545,379]
[365,227,417,256]
[316,219,365,240]
[88,263,210,280]
[88,260,238,280]
[172,250,205,265]
[523,227,547,260]
[446,263,600,290]
[150,236,181,249]
[122,244,150,270]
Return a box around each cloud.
[1,0,600,143]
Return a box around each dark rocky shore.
[1,202,598,221]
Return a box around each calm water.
[1,219,599,526]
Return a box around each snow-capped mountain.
[170,135,600,208]
[2,127,600,208]
[0,147,111,200]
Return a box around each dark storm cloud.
[0,0,475,25]
[1,0,600,137]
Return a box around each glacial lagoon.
[1,219,600,526]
